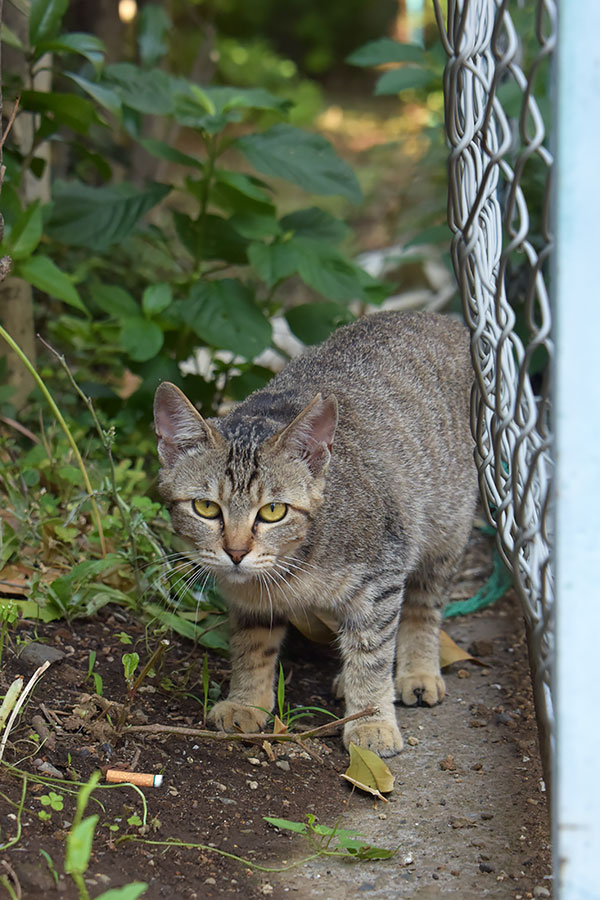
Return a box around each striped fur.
[154,311,478,756]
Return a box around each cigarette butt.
[105,769,163,787]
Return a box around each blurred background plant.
[0,0,481,639]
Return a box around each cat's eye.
[257,502,287,523]
[192,499,221,519]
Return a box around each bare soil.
[0,527,552,899]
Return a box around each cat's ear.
[273,392,338,476]
[154,382,223,465]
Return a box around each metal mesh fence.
[432,0,556,774]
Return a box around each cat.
[153,310,478,756]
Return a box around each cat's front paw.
[207,700,269,733]
[344,720,403,757]
[396,672,445,706]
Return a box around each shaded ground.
[0,527,551,899]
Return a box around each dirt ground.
[0,526,552,900]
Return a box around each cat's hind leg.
[394,558,457,707]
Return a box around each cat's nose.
[225,548,249,565]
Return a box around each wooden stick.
[123,706,378,745]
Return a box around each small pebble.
[457,668,470,679]
[275,760,290,772]
[20,643,65,666]
[248,758,261,766]
[479,862,495,873]
[533,888,550,898]
[247,781,258,790]
[407,736,419,746]
[204,878,216,885]
[439,754,457,771]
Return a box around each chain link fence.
[432,0,556,776]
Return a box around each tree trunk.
[0,3,52,409]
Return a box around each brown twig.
[123,706,378,748]
[0,95,20,149]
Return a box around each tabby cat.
[153,311,477,756]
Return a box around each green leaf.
[264,817,308,834]
[18,255,87,313]
[142,283,172,317]
[145,604,229,652]
[138,3,171,68]
[347,38,426,67]
[90,283,139,318]
[96,884,148,900]
[29,0,68,44]
[20,91,100,134]
[64,815,98,875]
[103,63,180,115]
[14,600,63,623]
[47,180,170,250]
[139,138,203,169]
[280,207,349,244]
[6,202,43,259]
[247,241,298,288]
[34,33,105,69]
[214,170,273,205]
[286,302,354,345]
[120,317,164,361]
[179,279,271,358]
[237,124,362,204]
[229,212,281,240]
[227,365,273,400]
[2,24,25,50]
[375,67,436,95]
[173,212,248,264]
[65,73,122,117]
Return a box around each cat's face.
[153,384,337,586]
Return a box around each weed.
[86,650,103,696]
[0,601,18,668]
[272,663,339,729]
[38,790,64,821]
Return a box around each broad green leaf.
[375,67,436,96]
[227,365,273,400]
[64,815,98,875]
[264,817,308,834]
[202,86,290,115]
[180,279,271,358]
[341,742,395,797]
[47,180,170,250]
[90,283,139,318]
[138,3,171,67]
[96,885,148,900]
[20,91,100,134]
[142,283,172,317]
[65,73,122,117]
[103,63,181,115]
[237,124,362,204]
[120,316,164,361]
[173,212,248,264]
[214,170,273,204]
[280,207,349,244]
[293,241,364,301]
[18,255,87,313]
[29,0,68,45]
[2,24,25,50]
[228,212,281,240]
[347,38,426,67]
[286,302,354,345]
[140,138,203,169]
[15,600,63,623]
[247,240,298,287]
[34,33,105,69]
[6,202,42,259]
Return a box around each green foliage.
[0,1,395,634]
[264,814,397,861]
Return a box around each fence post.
[554,0,600,895]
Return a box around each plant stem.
[0,325,107,556]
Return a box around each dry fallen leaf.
[340,741,395,800]
[439,630,486,669]
[272,715,289,735]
